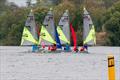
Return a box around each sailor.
[83,45,88,51]
[48,45,51,50]
[80,44,88,52]
[41,42,45,49]
[50,44,57,51]
[73,47,78,52]
[32,44,39,52]
[64,43,70,51]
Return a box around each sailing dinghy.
[57,10,71,52]
[39,8,62,53]
[21,10,39,52]
[80,7,96,53]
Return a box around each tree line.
[0,0,120,46]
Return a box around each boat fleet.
[20,7,96,53]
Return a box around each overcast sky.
[8,0,36,6]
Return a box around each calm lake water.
[0,46,120,80]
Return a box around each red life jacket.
[50,46,56,51]
[42,45,45,48]
[48,46,51,50]
[80,47,85,51]
[73,47,77,51]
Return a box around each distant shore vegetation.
[0,0,120,46]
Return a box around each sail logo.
[41,33,46,36]
[23,34,28,37]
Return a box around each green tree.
[0,7,29,45]
[33,7,48,25]
[103,1,120,46]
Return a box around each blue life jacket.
[83,45,88,50]
[32,45,39,52]
[64,44,70,51]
